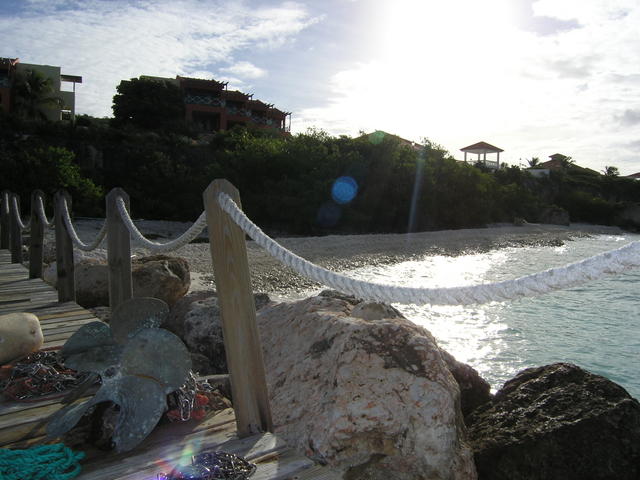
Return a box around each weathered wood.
[203,179,273,437]
[106,188,132,310]
[9,194,23,264]
[29,190,45,279]
[54,191,76,302]
[0,191,9,250]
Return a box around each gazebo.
[460,141,503,169]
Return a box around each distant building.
[626,172,640,180]
[460,141,503,170]
[529,154,599,176]
[142,75,291,133]
[361,130,422,150]
[0,57,82,121]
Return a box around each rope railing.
[36,194,55,229]
[217,192,640,306]
[60,197,107,252]
[11,195,30,231]
[115,196,207,253]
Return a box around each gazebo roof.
[460,141,504,153]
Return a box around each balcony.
[184,94,224,107]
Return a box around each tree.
[603,165,619,177]
[11,69,62,121]
[527,157,540,167]
[112,77,185,130]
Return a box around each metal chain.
[0,350,92,401]
[158,451,257,480]
[166,372,214,422]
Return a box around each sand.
[59,219,624,300]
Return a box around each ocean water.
[345,233,640,399]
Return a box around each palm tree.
[603,166,619,177]
[527,157,540,167]
[12,69,62,121]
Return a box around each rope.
[218,192,640,306]
[115,196,207,253]
[0,444,85,480]
[11,196,30,231]
[60,197,107,251]
[36,194,55,229]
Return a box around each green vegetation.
[1,105,639,234]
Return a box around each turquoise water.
[346,233,640,399]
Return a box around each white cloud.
[220,61,266,79]
[294,0,640,174]
[0,0,318,117]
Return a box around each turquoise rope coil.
[0,443,85,480]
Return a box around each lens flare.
[331,176,358,204]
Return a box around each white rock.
[0,313,44,364]
[257,296,477,479]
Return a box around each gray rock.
[440,349,491,418]
[165,291,272,374]
[466,362,640,480]
[44,255,190,308]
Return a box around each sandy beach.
[64,219,624,298]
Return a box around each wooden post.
[203,179,273,437]
[106,188,132,311]
[0,191,9,250]
[54,191,76,302]
[9,194,23,264]
[29,190,45,279]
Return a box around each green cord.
[0,444,85,480]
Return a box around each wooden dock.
[0,251,339,479]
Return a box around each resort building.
[143,75,291,133]
[0,57,82,121]
[460,141,503,170]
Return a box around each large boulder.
[164,291,271,375]
[44,255,190,308]
[539,205,570,225]
[258,295,477,479]
[466,363,640,480]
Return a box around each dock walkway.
[0,250,338,480]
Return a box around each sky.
[1,0,639,174]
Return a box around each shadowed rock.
[466,362,640,480]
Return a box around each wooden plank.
[29,190,45,279]
[106,188,132,310]
[203,179,273,437]
[54,191,76,302]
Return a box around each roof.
[549,153,567,160]
[223,90,251,101]
[178,76,226,90]
[61,74,82,83]
[361,131,422,150]
[626,172,640,179]
[460,141,504,153]
[247,99,273,110]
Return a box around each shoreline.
[61,220,625,298]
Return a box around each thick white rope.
[115,196,207,253]
[11,196,30,231]
[60,197,107,251]
[36,195,55,229]
[218,192,640,306]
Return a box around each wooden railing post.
[9,193,23,264]
[54,191,76,302]
[29,190,45,279]
[0,190,9,249]
[106,188,132,311]
[203,179,273,437]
